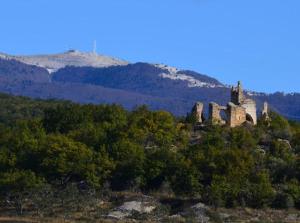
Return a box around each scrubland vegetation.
[0,93,299,222]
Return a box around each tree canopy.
[0,93,299,210]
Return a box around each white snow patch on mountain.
[246,91,267,97]
[155,64,223,88]
[0,50,128,73]
[155,64,180,74]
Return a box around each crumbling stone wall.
[191,102,204,123]
[209,102,226,125]
[227,102,247,127]
[192,81,262,128]
[262,102,270,120]
[241,99,257,125]
[230,81,257,125]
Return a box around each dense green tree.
[43,105,90,134]
[286,179,300,208]
[269,112,292,139]
[109,139,145,190]
[39,134,112,187]
[128,106,182,147]
[0,94,298,210]
[144,148,202,196]
[247,171,275,208]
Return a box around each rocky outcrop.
[107,201,156,220]
[189,203,210,223]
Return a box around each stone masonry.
[191,81,268,128]
[231,81,257,125]
[192,102,204,123]
[262,102,270,121]
[227,102,247,127]
[209,102,226,125]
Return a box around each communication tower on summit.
[93,40,97,55]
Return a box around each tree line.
[0,93,299,214]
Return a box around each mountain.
[0,50,128,73]
[0,50,299,119]
[0,57,50,83]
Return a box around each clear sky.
[0,0,299,93]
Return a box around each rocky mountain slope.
[0,50,299,119]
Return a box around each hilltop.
[0,50,128,73]
[0,50,300,120]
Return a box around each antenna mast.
[93,40,97,55]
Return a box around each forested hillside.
[0,93,299,222]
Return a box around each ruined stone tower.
[191,102,204,123]
[206,81,257,127]
[262,102,270,121]
[191,81,263,128]
[231,81,244,105]
[230,81,257,125]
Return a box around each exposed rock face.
[107,201,156,220]
[189,203,210,223]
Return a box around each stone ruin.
[192,81,270,128]
[209,102,226,125]
[191,102,205,123]
[262,102,270,121]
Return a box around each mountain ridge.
[0,50,128,73]
[0,50,299,119]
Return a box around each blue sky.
[0,0,299,93]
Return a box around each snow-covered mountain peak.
[0,50,128,73]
